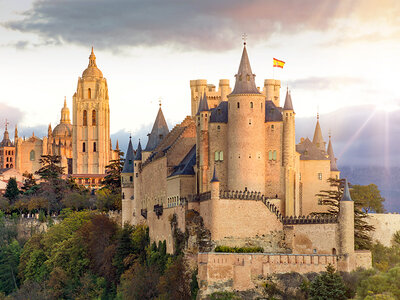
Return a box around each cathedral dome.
[82,47,103,78]
[53,123,72,137]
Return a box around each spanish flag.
[273,58,285,68]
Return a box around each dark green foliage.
[113,224,134,279]
[35,155,65,181]
[351,184,385,213]
[371,242,400,272]
[190,268,199,300]
[101,150,124,195]
[214,245,264,253]
[210,291,241,300]
[21,172,39,196]
[4,177,19,203]
[309,264,347,300]
[0,239,21,294]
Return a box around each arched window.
[83,110,87,126]
[10,164,13,168]
[122,193,125,199]
[93,142,96,152]
[237,102,240,108]
[83,142,86,152]
[92,110,96,126]
[250,102,253,108]
[88,88,91,99]
[5,164,8,168]
[30,150,35,161]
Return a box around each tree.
[4,178,19,203]
[35,155,65,181]
[309,264,347,300]
[21,172,39,196]
[314,178,374,250]
[113,224,134,279]
[357,265,400,299]
[0,240,21,294]
[101,150,124,194]
[351,184,385,213]
[96,188,121,211]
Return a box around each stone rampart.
[366,213,400,247]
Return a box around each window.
[30,150,35,161]
[136,173,138,177]
[130,176,133,182]
[92,110,96,125]
[273,150,277,161]
[122,193,125,199]
[271,124,274,129]
[249,119,252,125]
[313,249,317,254]
[299,173,302,181]
[318,173,322,180]
[215,151,219,161]
[88,88,91,99]
[237,102,240,108]
[129,160,132,165]
[83,110,87,126]
[219,151,223,161]
[217,125,220,130]
[250,102,253,108]
[83,142,86,152]
[93,142,96,152]
[214,151,224,161]
[268,151,273,160]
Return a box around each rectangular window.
[130,176,133,182]
[219,151,223,161]
[318,173,322,180]
[273,150,277,161]
[268,151,273,160]
[82,142,86,153]
[215,151,219,161]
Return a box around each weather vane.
[158,97,162,107]
[242,33,247,45]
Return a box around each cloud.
[0,103,24,129]
[288,77,366,90]
[4,0,399,51]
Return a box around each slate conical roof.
[341,179,352,201]
[145,106,169,151]
[122,137,135,173]
[0,124,13,147]
[135,140,142,161]
[231,45,260,95]
[210,166,219,183]
[196,92,209,115]
[283,89,294,110]
[327,136,338,171]
[312,114,326,152]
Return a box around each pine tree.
[35,155,64,182]
[309,264,347,300]
[4,178,19,203]
[102,150,124,194]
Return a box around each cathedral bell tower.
[72,48,111,174]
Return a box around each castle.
[121,43,371,293]
[0,48,119,186]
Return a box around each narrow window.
[83,110,87,126]
[130,176,133,182]
[273,150,277,161]
[30,150,35,161]
[217,125,220,130]
[88,88,91,99]
[129,160,132,165]
[268,151,272,161]
[249,119,252,125]
[219,151,223,161]
[92,110,96,126]
[250,102,253,108]
[122,193,125,199]
[271,124,274,129]
[318,173,322,180]
[83,142,86,152]
[215,151,219,161]
[261,102,263,109]
[136,173,138,177]
[93,142,96,152]
[237,102,240,108]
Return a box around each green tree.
[102,150,124,194]
[357,265,400,299]
[21,172,39,196]
[309,264,347,300]
[0,239,21,294]
[351,184,385,213]
[113,224,134,279]
[35,155,64,182]
[96,188,120,211]
[314,178,374,249]
[4,178,19,203]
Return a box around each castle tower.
[0,121,15,169]
[196,93,210,193]
[133,140,142,224]
[227,43,266,193]
[327,134,340,179]
[282,89,296,216]
[312,114,326,153]
[143,105,169,161]
[72,48,111,174]
[121,136,135,225]
[263,79,281,107]
[338,179,355,270]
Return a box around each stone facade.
[366,213,400,247]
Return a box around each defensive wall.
[366,213,400,247]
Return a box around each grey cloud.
[0,103,24,130]
[4,0,398,51]
[288,77,366,90]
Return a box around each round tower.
[121,137,135,225]
[190,79,208,117]
[339,179,354,255]
[227,44,266,193]
[264,79,281,107]
[218,79,231,102]
[196,92,210,193]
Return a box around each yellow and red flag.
[273,58,285,68]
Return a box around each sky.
[0,0,399,168]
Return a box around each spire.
[231,44,260,95]
[312,113,326,152]
[60,97,71,124]
[89,47,97,67]
[14,125,18,141]
[135,140,142,161]
[341,179,352,201]
[48,123,52,137]
[196,92,209,115]
[82,47,103,78]
[327,134,338,171]
[145,106,169,151]
[116,139,119,150]
[210,166,219,183]
[0,120,12,147]
[283,88,294,110]
[122,137,135,173]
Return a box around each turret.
[196,93,210,193]
[227,42,266,193]
[121,136,135,225]
[263,79,281,107]
[312,114,326,153]
[327,133,340,179]
[210,166,220,200]
[14,125,18,143]
[282,89,296,216]
[219,79,231,102]
[60,97,71,124]
[338,179,355,271]
[133,140,142,222]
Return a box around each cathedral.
[0,48,119,186]
[121,43,371,294]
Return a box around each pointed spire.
[14,125,18,140]
[231,44,260,95]
[145,106,169,151]
[283,88,294,110]
[327,134,339,171]
[116,139,119,150]
[196,92,209,115]
[135,140,142,161]
[341,179,352,201]
[210,166,219,183]
[122,136,135,173]
[60,98,71,124]
[89,46,97,67]
[312,113,326,152]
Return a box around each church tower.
[72,48,111,174]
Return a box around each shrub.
[214,245,263,253]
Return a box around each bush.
[214,245,263,253]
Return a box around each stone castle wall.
[366,213,400,247]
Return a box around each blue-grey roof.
[210,101,228,123]
[341,179,353,201]
[265,100,283,122]
[283,90,294,111]
[210,167,219,183]
[230,45,260,95]
[196,92,209,115]
[135,140,142,161]
[122,138,135,173]
[170,145,196,177]
[296,138,329,161]
[145,107,169,151]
